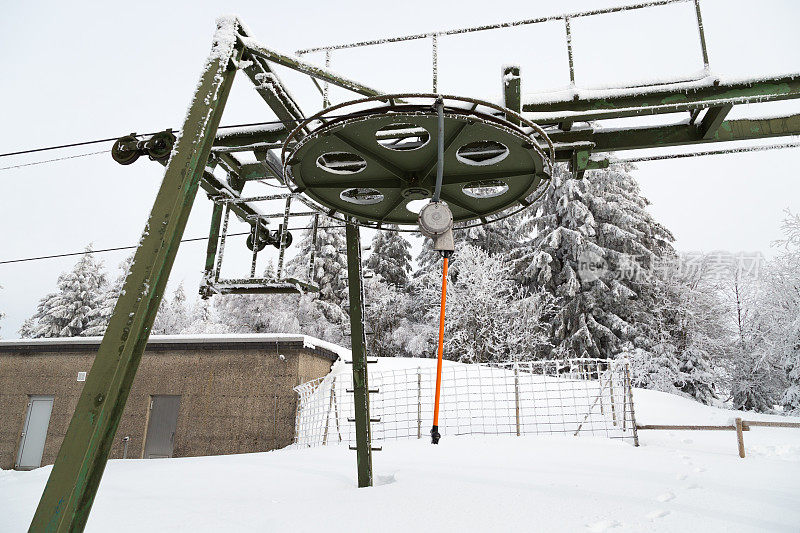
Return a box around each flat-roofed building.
[0,334,343,470]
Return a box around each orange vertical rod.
[431,255,449,444]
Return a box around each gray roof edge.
[0,333,349,361]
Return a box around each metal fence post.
[323,377,336,446]
[608,368,618,426]
[624,362,640,447]
[29,20,243,533]
[514,365,521,436]
[417,368,422,439]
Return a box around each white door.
[16,395,54,470]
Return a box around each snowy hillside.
[2,358,799,532]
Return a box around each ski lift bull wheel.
[282,94,554,227]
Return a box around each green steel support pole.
[29,19,243,533]
[502,65,521,126]
[345,220,373,488]
[204,201,224,276]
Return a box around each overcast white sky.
[1,0,798,336]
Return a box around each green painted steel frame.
[28,19,243,532]
[30,12,800,530]
[346,221,374,487]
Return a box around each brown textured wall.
[0,341,336,470]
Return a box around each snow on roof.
[0,333,351,359]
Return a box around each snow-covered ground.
[2,360,799,532]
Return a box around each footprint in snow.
[586,519,622,532]
[693,466,706,473]
[646,510,671,520]
[375,474,396,486]
[675,473,688,481]
[656,492,675,502]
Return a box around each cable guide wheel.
[282,94,554,228]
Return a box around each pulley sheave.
[282,94,554,227]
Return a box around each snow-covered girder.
[524,74,800,121]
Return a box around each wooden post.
[514,365,521,436]
[735,417,746,458]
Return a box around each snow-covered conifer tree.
[750,210,800,412]
[151,283,190,335]
[413,237,441,280]
[363,275,412,357]
[634,254,727,403]
[726,270,785,412]
[287,219,347,306]
[453,213,522,257]
[365,226,412,288]
[783,316,800,413]
[416,245,552,363]
[511,164,674,359]
[213,292,300,334]
[84,255,133,336]
[20,247,107,338]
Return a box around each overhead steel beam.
[525,74,800,112]
[232,25,309,134]
[214,125,288,148]
[29,18,243,532]
[241,37,385,98]
[524,74,800,122]
[242,56,308,132]
[549,113,800,154]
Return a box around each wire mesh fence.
[294,358,639,447]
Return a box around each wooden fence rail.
[636,418,800,458]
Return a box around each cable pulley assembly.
[246,223,292,252]
[111,129,176,165]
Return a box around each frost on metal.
[524,70,718,107]
[168,16,243,162]
[253,71,305,120]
